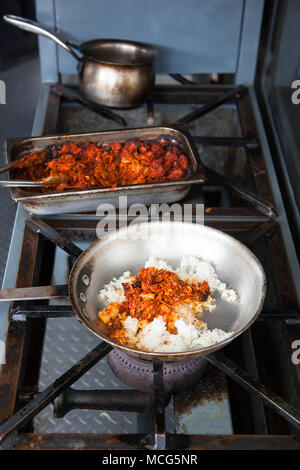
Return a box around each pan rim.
[69,221,267,361]
[79,38,158,66]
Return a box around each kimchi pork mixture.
[11,138,190,191]
[98,256,237,352]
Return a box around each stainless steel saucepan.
[3,14,157,108]
[0,222,266,362]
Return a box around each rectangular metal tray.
[5,125,204,215]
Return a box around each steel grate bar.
[50,84,127,127]
[169,73,198,86]
[203,164,276,218]
[141,360,167,450]
[0,342,112,448]
[207,353,300,429]
[10,432,300,450]
[26,216,83,258]
[10,304,74,321]
[192,136,259,149]
[246,222,279,247]
[152,360,167,450]
[0,284,69,302]
[176,85,246,124]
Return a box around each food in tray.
[10,138,191,192]
[98,255,237,352]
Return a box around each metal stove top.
[0,83,299,450]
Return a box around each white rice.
[125,316,232,353]
[99,255,237,352]
[99,270,132,304]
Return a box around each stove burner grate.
[0,84,300,449]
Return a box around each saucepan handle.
[3,14,81,61]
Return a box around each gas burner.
[108,349,207,393]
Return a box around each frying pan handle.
[3,14,81,61]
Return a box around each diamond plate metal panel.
[35,317,140,434]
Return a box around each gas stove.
[0,82,299,450]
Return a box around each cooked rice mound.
[98,256,236,352]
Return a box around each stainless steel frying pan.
[68,222,266,361]
[3,14,157,108]
[0,222,266,362]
